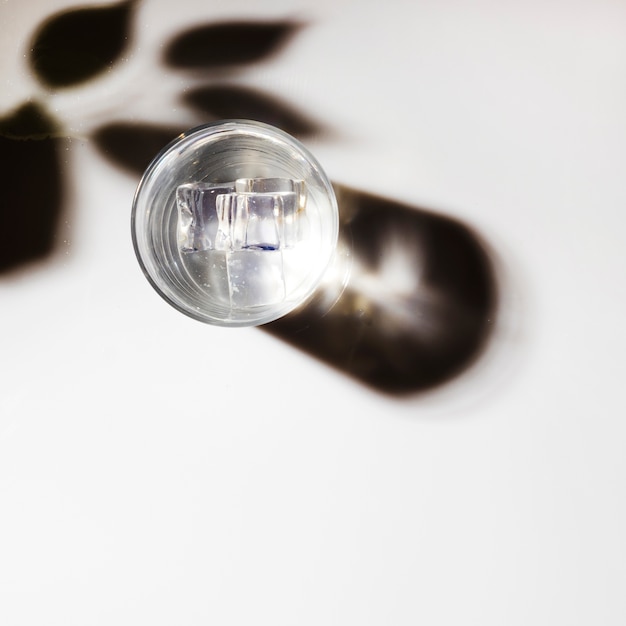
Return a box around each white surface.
[1,0,625,624]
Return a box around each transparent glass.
[132,121,338,326]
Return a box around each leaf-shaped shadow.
[0,103,64,273]
[164,21,303,69]
[264,186,498,395]
[183,85,322,137]
[30,0,136,88]
[93,122,186,175]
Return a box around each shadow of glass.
[263,185,498,396]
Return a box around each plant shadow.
[1,4,499,397]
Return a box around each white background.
[1,0,625,624]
